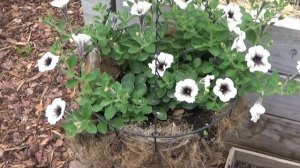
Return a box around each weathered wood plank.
[224,113,300,161]
[269,26,300,75]
[225,147,300,168]
[245,92,300,122]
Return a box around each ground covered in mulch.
[0,0,83,167]
[1,0,300,168]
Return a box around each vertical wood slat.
[269,26,300,75]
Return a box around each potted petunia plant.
[38,0,300,136]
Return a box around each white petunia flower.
[219,4,242,31]
[148,52,174,77]
[231,27,246,52]
[249,101,265,123]
[231,37,246,52]
[250,111,260,123]
[297,61,300,74]
[174,79,199,103]
[123,0,135,7]
[232,27,246,39]
[37,52,59,72]
[213,77,237,102]
[50,0,69,8]
[200,75,215,92]
[130,1,152,16]
[174,0,193,9]
[45,98,66,125]
[245,45,271,73]
[72,34,92,58]
[72,34,92,45]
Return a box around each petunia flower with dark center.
[157,61,167,71]
[137,9,143,14]
[252,54,264,66]
[55,106,62,117]
[182,87,192,96]
[228,11,234,18]
[45,57,53,66]
[220,84,230,95]
[45,98,66,125]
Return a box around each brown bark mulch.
[0,0,83,167]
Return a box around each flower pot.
[225,147,300,168]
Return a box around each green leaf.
[92,104,104,112]
[115,103,127,113]
[144,44,155,53]
[97,122,108,134]
[129,60,143,74]
[104,105,117,120]
[206,101,219,111]
[246,29,257,44]
[209,47,221,56]
[209,0,219,9]
[141,105,152,114]
[66,79,79,88]
[63,122,77,136]
[102,48,110,55]
[122,82,134,94]
[132,84,147,97]
[121,73,135,93]
[225,69,237,77]
[86,69,100,82]
[128,46,140,54]
[67,54,77,69]
[203,130,209,137]
[121,73,135,84]
[135,74,147,85]
[202,63,214,73]
[193,58,201,68]
[156,87,167,98]
[82,103,93,119]
[156,111,167,120]
[111,117,124,129]
[100,100,112,107]
[86,122,97,134]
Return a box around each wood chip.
[40,137,50,146]
[35,101,44,113]
[54,139,63,147]
[0,148,4,159]
[7,38,27,46]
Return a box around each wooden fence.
[80,0,300,161]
